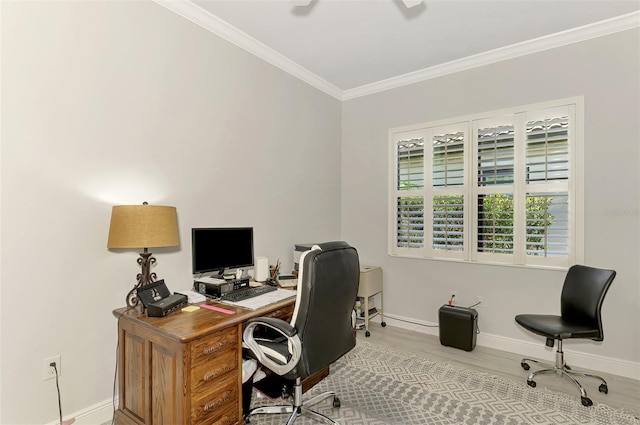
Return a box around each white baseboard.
[378,313,640,380]
[44,398,114,425]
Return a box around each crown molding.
[154,0,343,100]
[155,2,639,102]
[342,11,640,100]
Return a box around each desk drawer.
[242,304,295,332]
[191,348,238,394]
[191,327,237,361]
[193,402,237,425]
[265,304,295,322]
[191,372,238,425]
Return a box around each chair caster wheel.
[365,331,370,337]
[521,362,530,371]
[581,396,593,407]
[281,387,290,400]
[527,379,536,388]
[381,321,387,327]
[333,397,341,408]
[599,383,608,394]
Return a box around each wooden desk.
[113,297,325,425]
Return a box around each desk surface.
[114,296,296,343]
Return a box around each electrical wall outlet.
[43,355,61,381]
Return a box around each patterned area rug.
[247,341,639,425]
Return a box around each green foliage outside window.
[399,183,555,253]
[433,195,463,250]
[397,185,424,248]
[433,193,554,253]
[478,194,554,253]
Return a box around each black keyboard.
[220,285,277,302]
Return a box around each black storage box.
[438,305,478,351]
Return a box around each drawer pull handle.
[204,391,231,411]
[203,340,229,355]
[203,366,232,381]
[213,416,233,425]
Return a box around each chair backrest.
[560,265,616,341]
[290,241,360,378]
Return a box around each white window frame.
[388,97,584,269]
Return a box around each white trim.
[343,11,640,100]
[43,398,114,425]
[573,100,585,264]
[153,0,343,100]
[381,313,640,380]
[154,3,638,102]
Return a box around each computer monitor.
[192,227,254,276]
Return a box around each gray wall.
[0,1,341,423]
[342,28,639,365]
[2,1,638,423]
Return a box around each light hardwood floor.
[359,322,640,419]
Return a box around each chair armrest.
[246,316,297,337]
[243,317,302,376]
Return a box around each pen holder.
[266,278,278,287]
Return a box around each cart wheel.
[599,383,608,394]
[521,362,530,371]
[527,379,536,388]
[365,330,370,337]
[581,396,593,407]
[381,321,387,327]
[333,396,341,408]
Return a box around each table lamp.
[107,202,179,309]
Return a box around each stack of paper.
[176,290,207,304]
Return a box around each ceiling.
[167,1,640,99]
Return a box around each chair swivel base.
[520,341,608,407]
[246,379,342,425]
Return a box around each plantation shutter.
[475,123,515,255]
[526,116,569,184]
[524,111,571,260]
[389,97,581,267]
[431,129,465,256]
[397,196,424,248]
[396,137,425,249]
[477,124,515,186]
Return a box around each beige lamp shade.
[107,204,179,249]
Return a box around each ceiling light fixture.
[293,0,423,9]
[401,0,422,8]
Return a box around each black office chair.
[515,264,616,407]
[242,241,360,425]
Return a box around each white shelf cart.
[356,265,385,337]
